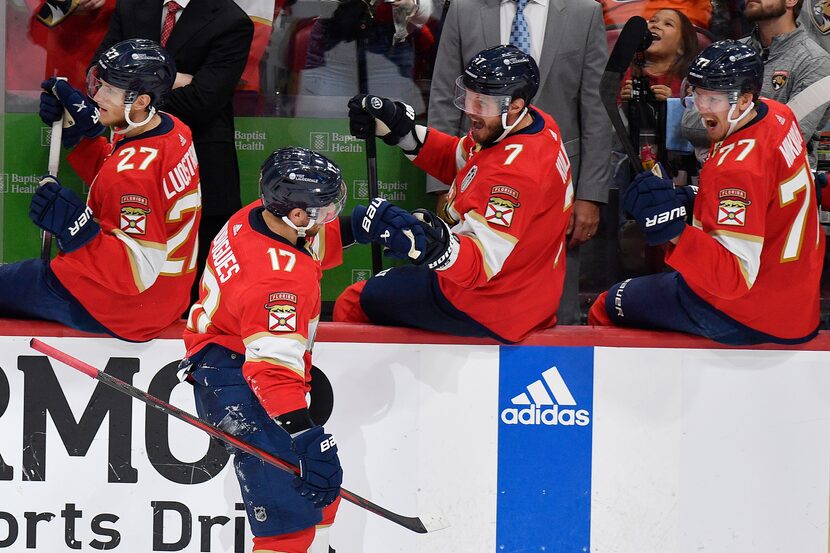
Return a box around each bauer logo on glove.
[645,205,686,228]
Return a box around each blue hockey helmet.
[455,45,540,116]
[88,38,176,109]
[686,40,763,98]
[260,147,347,225]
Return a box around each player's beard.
[744,0,787,21]
[467,114,504,145]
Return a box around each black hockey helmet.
[686,40,763,98]
[460,45,540,105]
[260,147,347,224]
[89,39,176,108]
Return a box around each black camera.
[630,32,654,102]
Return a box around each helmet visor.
[87,66,127,105]
[453,76,511,117]
[692,89,734,113]
[309,181,347,225]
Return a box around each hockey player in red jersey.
[334,45,574,343]
[0,38,200,342]
[180,147,346,553]
[589,40,825,344]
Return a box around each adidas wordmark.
[500,367,590,426]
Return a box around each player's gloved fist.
[674,184,698,210]
[40,78,106,149]
[351,197,426,260]
[412,208,460,270]
[348,94,416,147]
[623,166,674,217]
[29,176,100,253]
[624,173,686,246]
[290,426,342,508]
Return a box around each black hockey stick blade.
[601,16,650,172]
[29,339,449,534]
[606,16,648,74]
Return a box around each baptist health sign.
[0,335,828,552]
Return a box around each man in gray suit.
[427,0,612,324]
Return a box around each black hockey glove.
[40,78,106,149]
[351,198,425,260]
[290,426,343,508]
[348,94,423,154]
[624,169,686,246]
[412,209,460,270]
[29,176,100,253]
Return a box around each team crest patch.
[265,292,298,332]
[717,188,751,227]
[808,0,830,34]
[771,70,789,91]
[119,194,151,235]
[485,186,521,227]
[460,165,477,192]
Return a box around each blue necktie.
[509,0,531,55]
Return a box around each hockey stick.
[41,103,65,261]
[600,16,650,173]
[787,75,830,122]
[356,35,383,275]
[29,338,449,534]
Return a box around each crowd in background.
[5,0,830,325]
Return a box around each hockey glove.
[29,176,100,253]
[348,94,423,154]
[623,170,686,246]
[40,78,106,149]
[674,184,698,211]
[351,198,425,260]
[412,208,460,271]
[290,426,343,508]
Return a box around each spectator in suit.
[93,0,254,305]
[426,0,611,324]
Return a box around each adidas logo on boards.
[501,366,590,426]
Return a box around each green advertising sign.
[2,114,432,301]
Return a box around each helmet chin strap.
[488,107,528,144]
[281,215,317,247]
[113,103,156,135]
[725,100,755,138]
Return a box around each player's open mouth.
[470,120,485,131]
[703,117,718,129]
[651,32,660,41]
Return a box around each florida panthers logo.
[119,194,151,235]
[265,292,298,332]
[809,0,830,33]
[484,185,521,228]
[771,70,789,91]
[717,188,751,227]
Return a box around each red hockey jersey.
[57,114,201,341]
[183,202,343,417]
[666,99,825,340]
[413,107,573,342]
